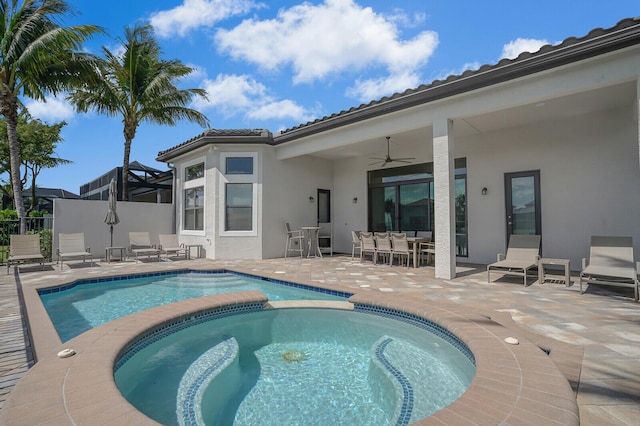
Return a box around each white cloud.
[193,74,313,122]
[215,0,438,87]
[149,0,263,38]
[500,38,549,60]
[24,96,75,122]
[346,71,422,102]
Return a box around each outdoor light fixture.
[309,196,315,203]
[352,197,358,204]
[481,187,488,195]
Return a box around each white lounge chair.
[57,233,93,269]
[128,232,160,262]
[159,234,188,259]
[580,236,639,302]
[487,235,541,286]
[7,234,44,274]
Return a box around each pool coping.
[1,266,580,425]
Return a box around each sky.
[20,0,639,194]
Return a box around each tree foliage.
[0,0,102,232]
[68,23,209,200]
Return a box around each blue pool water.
[115,307,475,426]
[39,271,349,342]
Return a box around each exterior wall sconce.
[352,197,358,204]
[481,187,488,195]
[309,196,315,203]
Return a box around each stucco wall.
[262,149,333,258]
[52,199,173,260]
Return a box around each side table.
[105,246,126,263]
[185,244,202,259]
[539,258,571,287]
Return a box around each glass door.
[370,186,396,232]
[504,170,541,240]
[399,182,429,231]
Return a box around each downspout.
[168,162,177,233]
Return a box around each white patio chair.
[351,231,361,259]
[285,222,304,258]
[580,236,639,302]
[318,222,333,256]
[391,233,411,267]
[487,235,541,286]
[57,233,93,269]
[375,234,393,265]
[360,232,376,263]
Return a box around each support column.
[433,119,456,279]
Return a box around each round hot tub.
[114,304,475,425]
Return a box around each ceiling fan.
[369,136,415,167]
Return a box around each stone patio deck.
[1,255,638,424]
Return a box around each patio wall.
[52,199,173,261]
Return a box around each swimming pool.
[39,270,350,342]
[115,306,475,426]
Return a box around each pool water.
[115,308,475,426]
[39,272,347,342]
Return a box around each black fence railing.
[0,217,54,263]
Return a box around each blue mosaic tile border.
[37,268,353,299]
[114,302,263,372]
[178,336,238,426]
[376,338,414,426]
[354,304,476,366]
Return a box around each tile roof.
[157,129,273,161]
[157,16,640,159]
[273,16,640,142]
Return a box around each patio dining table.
[301,226,322,258]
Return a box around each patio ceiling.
[305,80,637,161]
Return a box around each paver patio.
[1,255,638,424]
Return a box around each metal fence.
[0,216,54,263]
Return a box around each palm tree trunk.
[122,138,132,201]
[4,105,26,233]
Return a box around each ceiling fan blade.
[392,157,415,161]
[369,157,386,161]
[369,160,383,166]
[392,160,413,164]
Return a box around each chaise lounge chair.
[487,234,541,286]
[128,232,161,262]
[7,234,45,274]
[57,233,93,269]
[159,234,188,259]
[580,236,639,302]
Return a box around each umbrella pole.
[110,225,114,248]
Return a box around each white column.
[433,119,456,279]
[637,79,640,171]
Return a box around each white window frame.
[181,157,206,235]
[219,152,258,236]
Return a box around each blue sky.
[22,0,639,193]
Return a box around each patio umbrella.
[104,179,120,247]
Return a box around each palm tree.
[69,24,209,200]
[0,0,102,232]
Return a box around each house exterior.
[157,17,640,280]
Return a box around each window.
[226,157,253,174]
[185,163,204,181]
[226,183,252,231]
[184,187,204,230]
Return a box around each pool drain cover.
[282,350,306,363]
